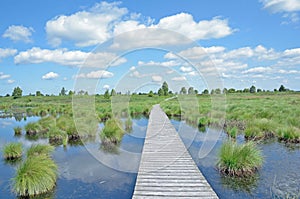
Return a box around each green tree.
[257,88,262,92]
[162,81,169,96]
[148,90,154,97]
[243,88,250,93]
[180,87,187,94]
[215,88,221,94]
[59,87,67,96]
[279,85,286,92]
[68,90,74,96]
[228,88,236,93]
[202,89,209,94]
[36,91,42,96]
[110,89,116,96]
[250,85,256,93]
[12,87,22,99]
[223,88,228,94]
[158,88,164,96]
[104,89,110,99]
[188,87,194,95]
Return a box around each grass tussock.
[100,118,124,144]
[25,122,42,135]
[217,141,263,176]
[277,126,300,143]
[13,126,22,135]
[13,155,57,197]
[26,144,54,158]
[3,142,22,160]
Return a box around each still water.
[0,116,299,198]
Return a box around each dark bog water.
[0,116,299,198]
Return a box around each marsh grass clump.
[48,127,66,145]
[244,118,275,140]
[13,126,22,136]
[277,127,300,143]
[25,122,42,135]
[38,116,56,132]
[125,117,133,132]
[13,156,57,197]
[100,118,124,144]
[26,144,54,158]
[217,141,263,176]
[3,142,22,160]
[226,127,238,139]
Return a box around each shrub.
[3,142,22,160]
[217,141,263,176]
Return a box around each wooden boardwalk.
[132,105,219,198]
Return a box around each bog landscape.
[0,1,299,199]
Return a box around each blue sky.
[0,0,300,95]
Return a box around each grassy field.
[0,92,300,143]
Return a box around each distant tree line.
[1,84,295,98]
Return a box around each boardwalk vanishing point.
[133,105,219,198]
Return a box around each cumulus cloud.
[42,72,59,80]
[138,60,179,67]
[103,84,110,90]
[260,0,300,24]
[0,72,11,79]
[152,75,162,82]
[45,2,235,48]
[2,25,34,43]
[156,14,235,41]
[76,70,113,79]
[171,76,187,81]
[180,66,193,72]
[0,48,17,60]
[14,47,126,68]
[7,79,15,84]
[46,2,128,46]
[242,67,272,74]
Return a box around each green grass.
[13,156,57,197]
[277,126,300,143]
[217,141,263,176]
[13,126,22,135]
[2,142,22,160]
[26,144,54,158]
[125,117,133,132]
[100,118,124,144]
[25,122,42,135]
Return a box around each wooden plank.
[132,105,218,198]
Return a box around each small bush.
[217,141,263,176]
[3,142,22,160]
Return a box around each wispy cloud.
[2,25,34,43]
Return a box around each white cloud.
[103,84,110,90]
[0,72,11,79]
[0,48,17,60]
[14,47,126,68]
[2,25,34,43]
[138,60,179,67]
[129,66,136,71]
[260,0,300,13]
[152,75,162,82]
[242,67,272,74]
[171,76,187,81]
[76,70,113,79]
[7,79,15,84]
[46,2,128,47]
[42,72,59,80]
[156,14,235,40]
[180,66,193,72]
